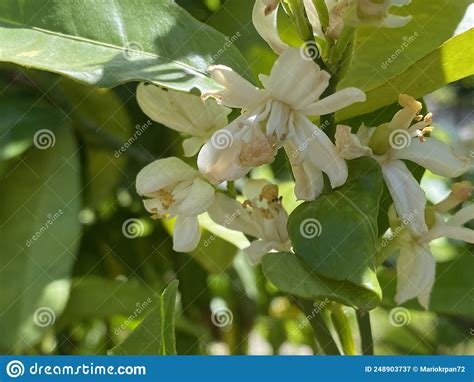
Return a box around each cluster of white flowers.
[135,0,472,309]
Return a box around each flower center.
[158,189,174,210]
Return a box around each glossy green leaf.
[58,79,134,207]
[262,252,380,310]
[287,158,384,308]
[0,125,81,353]
[338,30,474,120]
[109,280,179,355]
[0,0,251,93]
[340,0,470,92]
[208,0,277,79]
[0,98,64,161]
[60,276,161,324]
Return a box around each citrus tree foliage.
[0,0,472,355]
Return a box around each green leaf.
[58,79,134,207]
[340,0,471,92]
[286,158,384,308]
[0,98,64,161]
[208,0,277,78]
[0,125,81,353]
[338,30,474,120]
[60,276,161,324]
[0,0,252,92]
[262,252,380,309]
[108,280,179,355]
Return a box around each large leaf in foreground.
[109,280,179,355]
[284,158,384,309]
[337,30,474,120]
[340,0,471,92]
[0,0,251,92]
[0,125,81,353]
[262,252,381,310]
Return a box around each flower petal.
[393,138,471,178]
[428,226,474,244]
[207,193,261,238]
[173,215,201,252]
[335,124,373,160]
[137,83,230,136]
[205,65,265,109]
[295,114,348,189]
[136,157,197,196]
[395,244,435,309]
[302,87,366,116]
[266,48,331,109]
[242,179,272,200]
[388,94,421,131]
[382,14,412,28]
[448,204,474,227]
[252,0,289,55]
[302,0,324,37]
[182,137,205,157]
[177,177,215,216]
[381,160,427,237]
[284,141,325,200]
[244,240,276,265]
[197,118,251,184]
